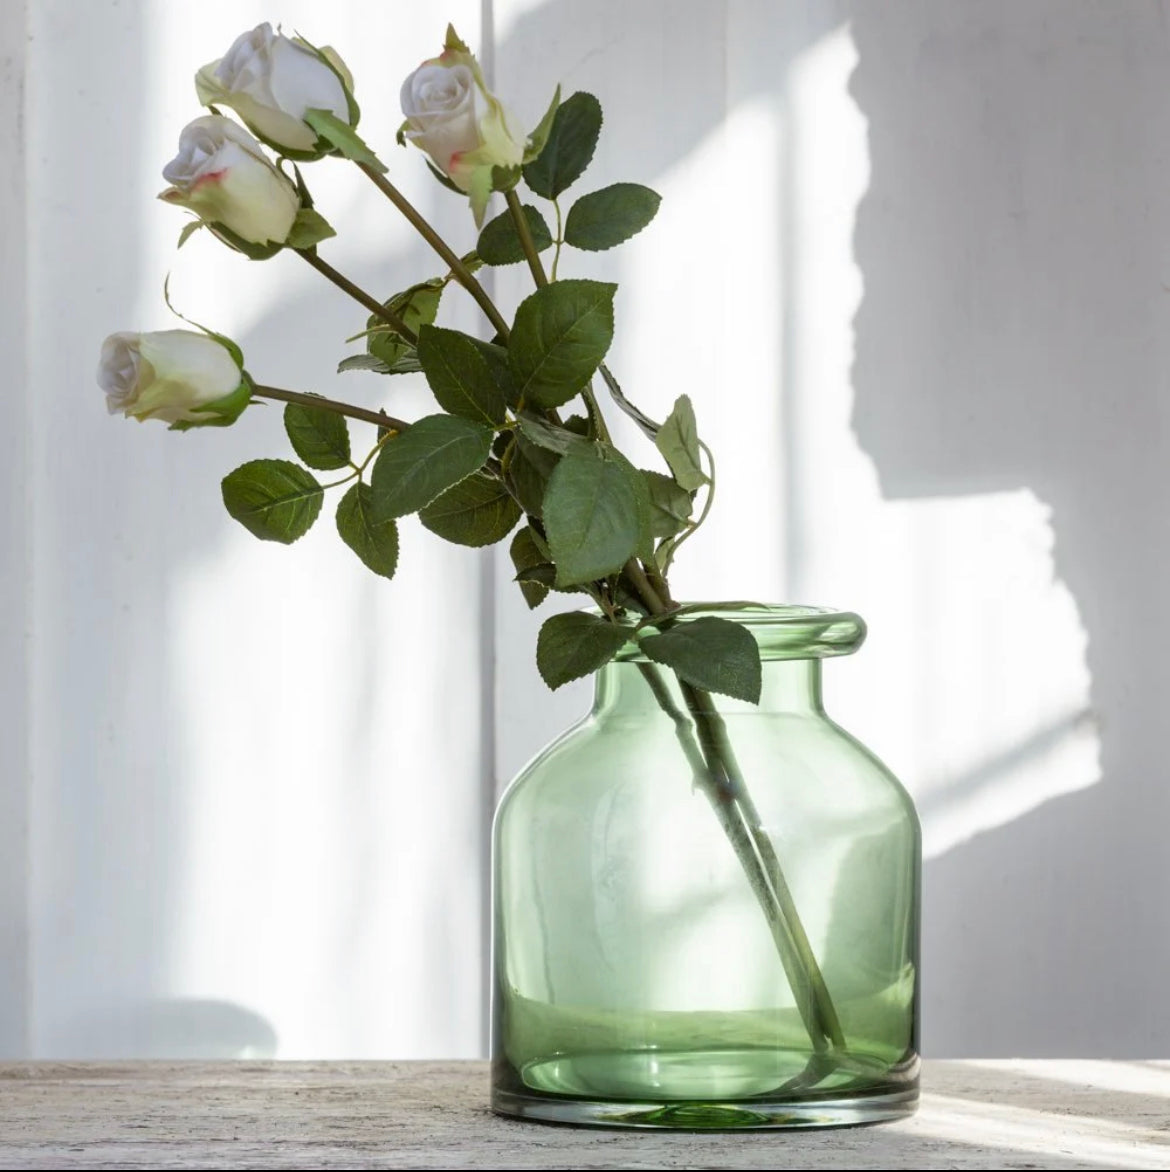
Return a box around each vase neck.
[592,658,825,718]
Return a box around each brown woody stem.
[358,163,511,339]
[296,249,418,345]
[505,188,549,289]
[253,384,409,432]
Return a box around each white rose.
[196,23,354,156]
[160,115,300,251]
[98,329,249,428]
[399,27,525,224]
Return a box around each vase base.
[492,1084,918,1131]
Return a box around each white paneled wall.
[0,0,30,1061]
[18,0,492,1060]
[3,0,1169,1059]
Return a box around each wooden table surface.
[1,1060,1168,1169]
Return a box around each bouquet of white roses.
[100,20,846,1068]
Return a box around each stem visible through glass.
[634,662,844,1055]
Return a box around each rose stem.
[295,249,418,345]
[622,557,845,1055]
[680,680,847,1053]
[505,189,548,289]
[357,163,511,340]
[635,660,839,1055]
[252,384,409,432]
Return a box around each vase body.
[491,606,920,1129]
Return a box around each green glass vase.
[491,606,920,1129]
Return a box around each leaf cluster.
[216,85,758,702]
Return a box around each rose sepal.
[522,86,561,165]
[161,277,246,370]
[284,206,337,251]
[199,217,287,261]
[169,373,253,431]
[302,107,388,173]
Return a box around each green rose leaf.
[417,325,508,425]
[529,527,553,560]
[655,394,709,491]
[284,207,337,251]
[564,183,661,252]
[370,414,493,520]
[599,369,660,440]
[523,91,603,200]
[419,471,522,547]
[517,413,589,455]
[477,204,553,266]
[507,435,559,517]
[536,611,630,690]
[303,108,387,172]
[509,279,616,410]
[516,562,557,587]
[222,459,323,544]
[336,482,399,579]
[283,400,351,471]
[639,616,762,704]
[510,526,553,609]
[338,353,387,374]
[338,352,422,375]
[543,443,651,586]
[562,413,594,438]
[471,337,520,408]
[642,469,694,538]
[369,279,443,370]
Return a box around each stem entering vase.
[636,661,846,1059]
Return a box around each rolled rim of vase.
[612,603,868,662]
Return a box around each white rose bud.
[98,329,250,429]
[159,115,300,253]
[195,23,355,157]
[399,25,525,225]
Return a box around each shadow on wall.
[501,0,1169,1058]
[849,0,1170,1055]
[44,999,277,1061]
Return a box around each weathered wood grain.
[1,1060,1168,1169]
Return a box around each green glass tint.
[492,606,920,1129]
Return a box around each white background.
[2,0,1166,1060]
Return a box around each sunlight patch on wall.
[619,96,788,605]
[785,24,1100,859]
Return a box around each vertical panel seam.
[477,0,497,1062]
